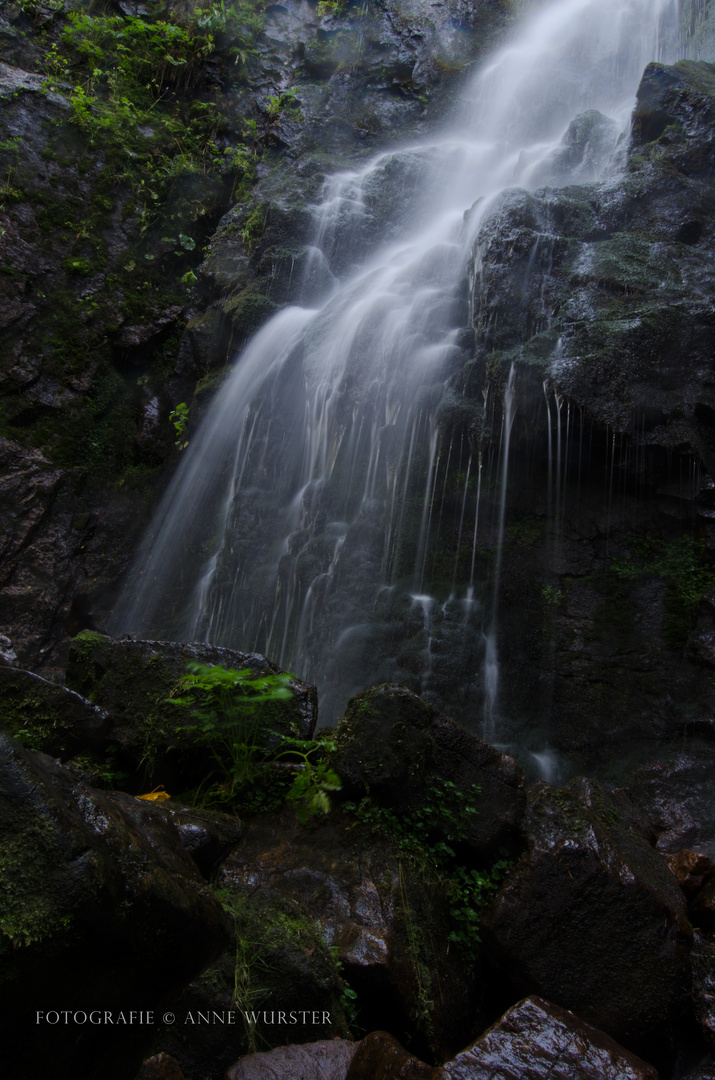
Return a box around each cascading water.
[113,0,683,733]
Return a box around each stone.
[0,635,18,667]
[663,849,715,897]
[443,996,659,1080]
[482,778,692,1040]
[0,731,230,1080]
[151,886,350,1079]
[0,666,109,757]
[107,792,243,880]
[64,632,317,787]
[693,933,715,1047]
[134,1053,186,1080]
[345,1031,443,1080]
[332,684,525,858]
[226,1038,357,1080]
[217,805,480,1059]
[621,747,715,855]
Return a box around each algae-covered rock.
[0,730,230,1080]
[0,665,109,756]
[333,684,525,858]
[64,632,317,788]
[482,778,692,1040]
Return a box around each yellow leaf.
[136,786,170,802]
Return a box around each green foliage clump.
[167,662,341,819]
[168,401,189,449]
[345,781,510,960]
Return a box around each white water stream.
[113,0,683,731]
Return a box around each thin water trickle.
[113,0,682,730]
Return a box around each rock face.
[0,731,230,1080]
[332,684,526,857]
[345,999,659,1080]
[0,0,515,674]
[443,996,659,1080]
[482,778,692,1041]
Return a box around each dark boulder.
[226,1039,357,1080]
[443,996,659,1080]
[150,886,351,1079]
[0,731,230,1080]
[217,805,481,1060]
[106,793,243,881]
[332,684,525,858]
[693,933,715,1048]
[345,1031,442,1080]
[620,745,715,854]
[134,1055,186,1080]
[482,778,692,1040]
[0,665,109,756]
[64,632,317,788]
[663,849,715,930]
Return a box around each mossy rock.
[148,888,351,1077]
[483,777,692,1041]
[0,667,108,757]
[222,290,279,340]
[333,684,525,858]
[65,633,317,790]
[0,732,229,1080]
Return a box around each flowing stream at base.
[113,0,685,737]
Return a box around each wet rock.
[0,731,230,1080]
[119,307,183,349]
[226,1038,357,1080]
[0,666,109,756]
[693,933,715,1047]
[482,777,692,1040]
[532,109,620,185]
[332,684,526,858]
[134,1053,185,1080]
[217,805,480,1059]
[153,886,350,1079]
[0,635,18,667]
[112,794,243,880]
[64,632,317,786]
[443,996,659,1080]
[620,745,715,854]
[345,1031,442,1080]
[682,1065,715,1080]
[663,849,715,930]
[662,848,715,931]
[663,849,715,896]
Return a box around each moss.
[222,290,279,338]
[0,811,67,953]
[194,889,350,1052]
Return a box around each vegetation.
[610,535,713,646]
[345,781,510,961]
[167,662,341,818]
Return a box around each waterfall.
[112,0,682,729]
